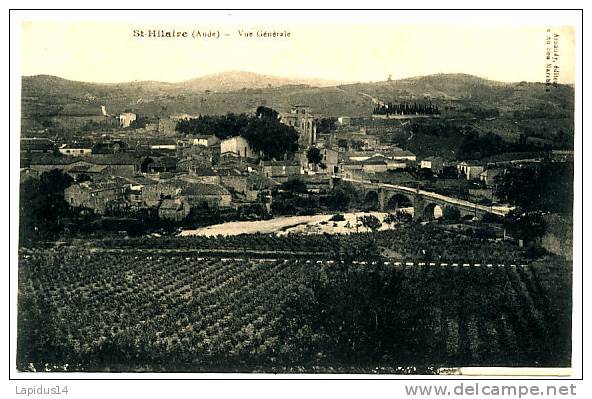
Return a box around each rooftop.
[159,198,185,210]
[160,178,231,197]
[261,160,300,167]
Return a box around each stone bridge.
[335,177,512,220]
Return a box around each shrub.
[330,214,346,222]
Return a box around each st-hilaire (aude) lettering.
[133,29,189,38]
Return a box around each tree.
[129,115,150,129]
[482,212,503,224]
[19,169,73,243]
[494,167,540,210]
[241,117,300,160]
[176,110,300,160]
[317,118,337,134]
[442,206,461,222]
[553,129,573,149]
[175,113,250,139]
[383,213,398,225]
[75,173,92,183]
[359,215,382,232]
[330,214,346,222]
[326,182,357,211]
[350,140,365,150]
[306,147,323,167]
[337,139,349,149]
[256,106,279,121]
[281,179,308,194]
[395,210,413,223]
[383,211,412,225]
[504,210,547,243]
[494,162,573,214]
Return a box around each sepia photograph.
[10,9,581,379]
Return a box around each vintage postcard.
[10,9,581,378]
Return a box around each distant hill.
[340,73,506,101]
[22,71,343,98]
[171,71,344,92]
[21,72,574,148]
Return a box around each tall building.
[279,105,317,147]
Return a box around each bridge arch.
[423,203,444,220]
[364,190,380,210]
[385,193,413,212]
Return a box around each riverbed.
[179,210,412,237]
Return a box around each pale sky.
[21,21,576,84]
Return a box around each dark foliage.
[19,170,73,243]
[359,215,382,231]
[306,147,323,166]
[176,113,250,139]
[317,117,338,134]
[255,106,279,121]
[494,161,573,214]
[325,182,359,211]
[504,210,547,243]
[280,178,308,194]
[241,117,299,160]
[442,206,461,222]
[175,110,299,160]
[129,115,151,129]
[373,102,439,116]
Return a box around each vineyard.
[94,224,531,264]
[17,243,571,372]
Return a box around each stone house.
[192,135,220,147]
[359,156,388,173]
[119,112,137,128]
[20,138,55,154]
[457,161,485,180]
[58,142,93,156]
[220,136,256,159]
[261,160,302,182]
[421,156,445,174]
[142,179,231,208]
[158,199,191,221]
[321,147,340,174]
[221,172,277,202]
[479,168,504,187]
[64,181,126,214]
[278,105,317,146]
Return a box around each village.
[19,102,574,238]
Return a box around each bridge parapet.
[338,177,512,219]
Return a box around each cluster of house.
[62,175,236,221]
[21,104,574,222]
[18,127,492,222]
[21,147,281,221]
[420,156,498,184]
[417,154,574,188]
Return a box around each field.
[96,225,534,264]
[17,230,572,373]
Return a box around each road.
[359,92,384,106]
